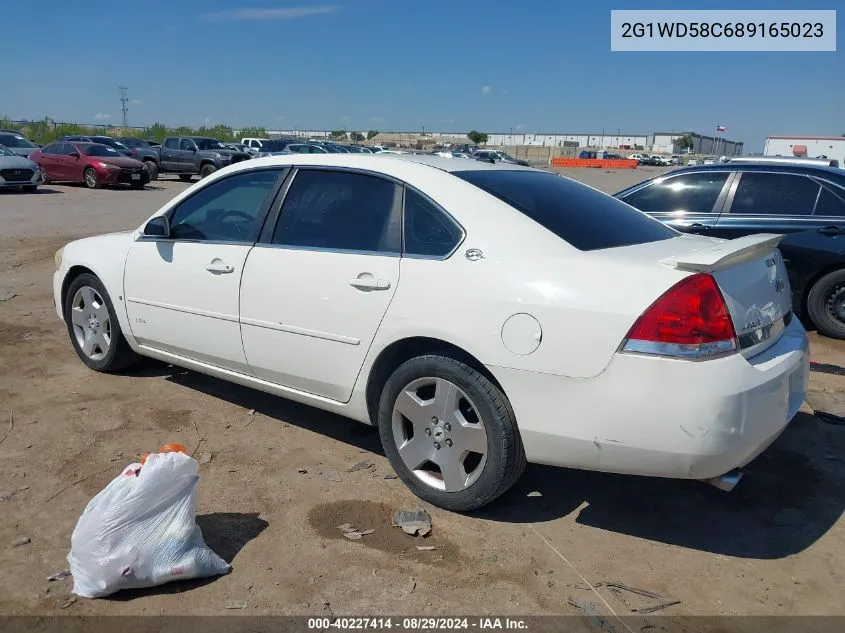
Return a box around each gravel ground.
[0,169,843,624]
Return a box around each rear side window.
[731,173,819,216]
[164,138,178,149]
[403,188,463,257]
[273,169,401,253]
[453,170,677,251]
[815,186,845,216]
[622,172,730,214]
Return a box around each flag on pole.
[716,125,727,132]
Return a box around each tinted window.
[403,188,462,257]
[179,139,196,151]
[81,144,121,157]
[168,169,281,242]
[623,172,729,214]
[454,169,677,251]
[41,143,61,155]
[731,173,819,216]
[60,143,77,155]
[0,134,38,148]
[272,169,400,253]
[194,138,227,150]
[815,186,845,216]
[164,138,178,149]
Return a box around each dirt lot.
[1,168,844,625]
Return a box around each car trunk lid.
[656,234,792,357]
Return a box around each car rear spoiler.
[659,234,784,273]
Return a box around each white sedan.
[53,154,809,511]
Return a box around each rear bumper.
[489,317,810,480]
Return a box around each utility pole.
[119,85,129,127]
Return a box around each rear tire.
[377,354,526,512]
[83,168,100,189]
[144,160,159,181]
[63,273,140,372]
[807,269,845,340]
[179,174,193,182]
[199,163,217,178]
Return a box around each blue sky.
[2,1,842,150]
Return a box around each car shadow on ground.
[478,412,845,559]
[0,187,62,195]
[126,363,844,560]
[105,511,267,600]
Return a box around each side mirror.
[143,216,170,238]
[69,152,80,159]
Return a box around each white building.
[651,132,743,156]
[483,132,650,149]
[764,136,845,165]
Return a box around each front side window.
[403,188,462,257]
[731,173,819,216]
[167,169,281,242]
[180,139,196,151]
[272,169,400,253]
[622,172,730,214]
[455,169,677,251]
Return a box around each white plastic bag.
[68,451,230,598]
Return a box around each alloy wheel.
[70,286,111,361]
[391,376,488,492]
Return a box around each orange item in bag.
[139,443,189,465]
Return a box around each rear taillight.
[621,273,737,359]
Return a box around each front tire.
[144,160,159,181]
[377,355,526,512]
[64,273,140,372]
[83,167,101,189]
[199,163,217,179]
[808,269,845,340]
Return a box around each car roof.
[664,162,845,177]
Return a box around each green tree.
[367,130,380,140]
[330,130,347,139]
[239,126,268,139]
[467,130,488,145]
[676,134,694,152]
[350,131,365,142]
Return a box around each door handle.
[349,277,391,291]
[689,222,712,231]
[818,225,845,236]
[205,260,234,274]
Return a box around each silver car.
[0,144,43,191]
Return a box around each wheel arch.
[364,336,506,424]
[60,265,96,315]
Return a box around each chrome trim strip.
[126,297,239,323]
[239,317,360,345]
[622,338,737,360]
[738,311,790,353]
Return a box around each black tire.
[179,174,193,182]
[807,269,845,340]
[83,167,101,189]
[144,161,159,181]
[377,354,526,512]
[63,273,140,372]
[199,163,217,178]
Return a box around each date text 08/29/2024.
[307,618,528,630]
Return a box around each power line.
[119,85,129,127]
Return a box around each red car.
[31,141,150,189]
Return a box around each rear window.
[453,170,677,251]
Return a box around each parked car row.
[615,160,845,339]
